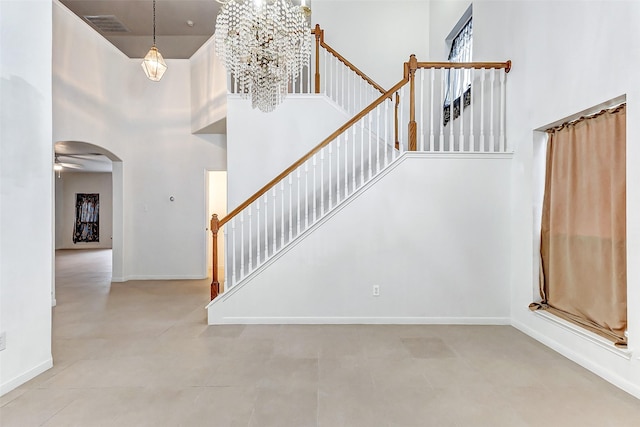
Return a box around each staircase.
[207,26,512,324]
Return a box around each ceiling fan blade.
[58,162,84,170]
[57,154,108,162]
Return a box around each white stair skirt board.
[208,153,512,325]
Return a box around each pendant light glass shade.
[142,0,167,81]
[141,46,167,81]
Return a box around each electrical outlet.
[372,285,380,297]
[0,332,6,351]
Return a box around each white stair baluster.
[280,181,285,248]
[231,217,236,286]
[341,62,345,108]
[328,145,333,210]
[500,68,506,152]
[352,126,356,193]
[459,68,465,152]
[305,162,309,229]
[240,212,244,279]
[293,70,297,95]
[448,69,454,152]
[256,202,261,265]
[439,68,445,152]
[420,69,425,151]
[376,106,380,173]
[223,226,228,289]
[296,169,301,236]
[344,130,349,197]
[335,58,339,104]
[490,68,495,152]
[480,68,486,153]
[368,113,373,178]
[249,206,253,271]
[400,87,405,153]
[336,137,341,203]
[313,155,317,221]
[323,49,327,95]
[429,68,435,152]
[320,148,325,216]
[272,188,277,253]
[360,119,365,185]
[288,175,293,242]
[264,195,268,258]
[352,73,356,115]
[469,68,475,152]
[384,99,389,166]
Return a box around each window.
[443,18,473,126]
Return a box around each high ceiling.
[59,0,311,60]
[59,0,221,59]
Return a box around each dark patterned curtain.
[444,18,473,126]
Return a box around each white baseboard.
[0,358,53,396]
[112,274,207,282]
[512,317,640,400]
[207,316,510,325]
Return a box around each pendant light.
[141,0,167,81]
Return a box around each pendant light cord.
[153,0,156,46]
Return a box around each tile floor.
[1,249,639,426]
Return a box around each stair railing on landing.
[210,55,512,300]
[227,25,388,116]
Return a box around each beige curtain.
[533,104,627,346]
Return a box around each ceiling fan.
[54,155,85,170]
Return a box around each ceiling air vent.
[83,15,130,33]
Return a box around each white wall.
[312,0,431,89]
[190,36,227,134]
[226,95,350,209]
[453,0,640,397]
[429,1,471,60]
[56,172,113,250]
[209,154,511,323]
[53,1,227,280]
[0,0,53,395]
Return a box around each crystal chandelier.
[141,0,167,82]
[215,0,312,112]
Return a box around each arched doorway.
[53,141,123,303]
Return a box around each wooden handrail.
[416,60,512,72]
[312,25,386,96]
[218,76,409,228]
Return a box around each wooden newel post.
[210,214,220,300]
[314,24,322,94]
[408,54,418,151]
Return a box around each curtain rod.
[546,103,626,134]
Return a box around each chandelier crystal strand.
[215,0,311,112]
